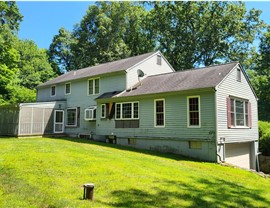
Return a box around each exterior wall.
[216,65,258,168]
[117,137,216,161]
[37,84,65,102]
[96,90,217,161]
[216,66,258,143]
[49,73,126,136]
[126,53,174,89]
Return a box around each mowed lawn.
[0,137,270,208]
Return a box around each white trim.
[154,99,165,128]
[229,97,249,128]
[84,106,97,121]
[65,82,71,95]
[101,104,106,118]
[115,101,139,120]
[54,110,64,133]
[66,108,77,127]
[187,96,201,128]
[87,77,100,96]
[50,85,56,97]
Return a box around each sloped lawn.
[0,137,270,208]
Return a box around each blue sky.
[17,1,270,50]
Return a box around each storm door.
[54,110,64,133]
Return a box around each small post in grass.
[83,183,95,200]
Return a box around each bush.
[259,121,270,156]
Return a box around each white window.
[65,83,71,95]
[51,85,56,97]
[85,106,97,120]
[101,104,106,118]
[88,78,100,95]
[115,102,139,120]
[229,98,250,127]
[66,108,77,127]
[154,99,165,127]
[187,96,200,127]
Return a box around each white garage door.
[225,142,251,169]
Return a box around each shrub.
[259,121,270,156]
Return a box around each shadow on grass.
[101,177,270,208]
[46,136,199,163]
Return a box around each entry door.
[54,110,64,133]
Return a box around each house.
[0,51,259,170]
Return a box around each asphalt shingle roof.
[108,62,239,98]
[38,51,156,88]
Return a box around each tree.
[0,1,23,31]
[16,39,55,89]
[249,29,270,121]
[0,25,20,102]
[49,2,154,71]
[48,27,76,74]
[0,2,55,104]
[147,1,264,70]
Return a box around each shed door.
[54,110,64,133]
[225,142,251,169]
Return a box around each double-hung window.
[65,83,71,95]
[101,104,106,118]
[88,78,100,95]
[115,102,139,120]
[66,108,77,127]
[187,96,200,127]
[154,99,165,127]
[51,85,56,97]
[228,97,251,128]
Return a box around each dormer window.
[157,54,162,65]
[51,85,56,97]
[237,68,241,82]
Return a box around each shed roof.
[38,51,156,88]
[97,62,239,99]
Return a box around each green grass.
[0,137,270,208]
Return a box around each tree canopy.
[0,2,55,104]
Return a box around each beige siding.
[216,65,258,143]
[126,52,174,89]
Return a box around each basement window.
[128,138,137,145]
[189,141,202,149]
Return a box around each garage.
[225,142,251,169]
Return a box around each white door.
[225,142,251,169]
[54,110,64,133]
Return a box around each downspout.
[256,152,261,172]
[214,87,223,162]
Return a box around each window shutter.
[77,107,80,127]
[109,103,115,120]
[248,102,252,128]
[227,97,231,128]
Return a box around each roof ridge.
[69,51,157,72]
[146,61,239,79]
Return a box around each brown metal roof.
[112,62,239,98]
[38,51,156,88]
